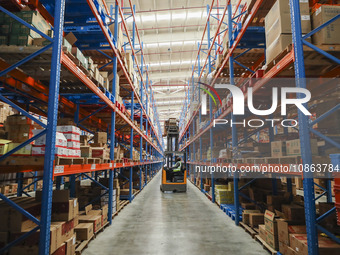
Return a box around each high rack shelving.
[0,0,163,254]
[179,1,340,255]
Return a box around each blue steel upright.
[129,5,136,202]
[139,43,144,190]
[197,43,203,191]
[290,0,317,254]
[39,1,66,254]
[227,3,240,226]
[108,2,119,224]
[207,5,215,203]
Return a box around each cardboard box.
[64,32,77,45]
[271,141,286,157]
[286,139,318,156]
[277,219,306,246]
[78,215,102,233]
[15,11,50,35]
[264,210,278,235]
[80,146,92,158]
[91,147,109,159]
[259,224,267,242]
[94,132,107,144]
[312,5,340,45]
[75,223,94,241]
[7,143,32,156]
[281,204,305,222]
[65,234,76,255]
[279,241,290,255]
[12,225,58,254]
[52,219,75,244]
[0,139,11,155]
[265,0,310,46]
[85,204,93,215]
[266,229,279,250]
[249,213,264,228]
[52,198,78,221]
[0,185,10,195]
[53,242,66,255]
[266,34,292,64]
[289,234,306,255]
[242,210,261,225]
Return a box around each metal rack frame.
[0,1,163,254]
[179,1,340,255]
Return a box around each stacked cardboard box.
[0,194,77,254]
[108,23,123,50]
[57,126,81,157]
[248,212,265,228]
[3,115,45,155]
[289,234,340,255]
[0,10,50,46]
[263,210,279,250]
[32,130,68,157]
[100,188,117,214]
[122,52,134,76]
[78,204,109,234]
[312,5,340,45]
[0,139,11,155]
[265,0,311,64]
[71,47,88,70]
[242,210,261,225]
[278,218,306,254]
[0,102,17,124]
[214,183,234,205]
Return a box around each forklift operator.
[165,157,183,180]
[170,157,182,172]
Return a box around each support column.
[207,5,215,203]
[39,1,65,254]
[108,2,119,224]
[227,3,239,225]
[290,1,317,254]
[129,5,136,203]
[139,43,144,190]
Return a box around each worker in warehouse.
[165,157,183,181]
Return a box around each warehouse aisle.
[84,173,267,255]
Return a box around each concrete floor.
[84,172,268,255]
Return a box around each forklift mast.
[164,118,179,152]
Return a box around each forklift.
[160,118,187,192]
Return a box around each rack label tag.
[91,164,96,170]
[54,166,64,174]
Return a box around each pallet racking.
[178,1,340,255]
[0,0,163,254]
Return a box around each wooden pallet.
[75,234,95,255]
[255,235,277,255]
[240,222,258,238]
[85,158,102,164]
[94,221,109,235]
[56,157,85,165]
[74,221,109,254]
[112,200,129,218]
